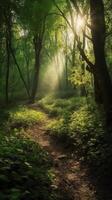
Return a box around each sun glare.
[76,15,85,33]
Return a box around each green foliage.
[7,106,46,129]
[45,97,112,182]
[70,67,91,88]
[21,0,53,33]
[48,101,103,141]
[38,95,86,117]
[47,117,68,140]
[70,106,103,134]
[0,105,60,200]
[0,131,54,200]
[0,105,45,131]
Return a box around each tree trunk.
[80,31,86,97]
[30,36,42,103]
[94,73,103,104]
[30,17,46,103]
[90,0,112,125]
[72,37,76,68]
[5,9,12,104]
[26,59,30,92]
[5,30,10,104]
[65,28,68,88]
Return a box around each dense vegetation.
[0,0,112,199]
[0,108,56,200]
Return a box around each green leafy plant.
[7,106,46,129]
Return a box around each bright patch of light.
[41,50,65,91]
[19,29,28,37]
[76,15,85,33]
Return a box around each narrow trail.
[26,107,96,200]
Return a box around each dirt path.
[26,110,96,200]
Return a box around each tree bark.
[90,0,112,125]
[5,29,10,104]
[94,73,103,104]
[5,8,12,104]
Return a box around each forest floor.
[26,104,96,200]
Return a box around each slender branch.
[46,12,63,17]
[106,30,112,37]
[52,0,73,30]
[77,43,95,71]
[10,47,31,98]
[83,32,92,41]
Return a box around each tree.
[21,0,53,103]
[68,0,112,125]
[90,0,112,125]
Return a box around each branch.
[52,0,94,72]
[106,30,112,37]
[77,43,95,72]
[86,65,95,73]
[52,0,73,30]
[70,0,92,30]
[10,47,31,98]
[67,0,94,70]
[46,12,63,17]
[83,32,92,41]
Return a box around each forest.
[0,0,112,199]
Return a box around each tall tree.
[21,0,53,102]
[68,0,112,124]
[5,5,12,104]
[90,0,112,125]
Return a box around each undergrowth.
[0,131,55,200]
[38,95,86,117]
[2,105,46,130]
[40,96,112,187]
[0,105,57,200]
